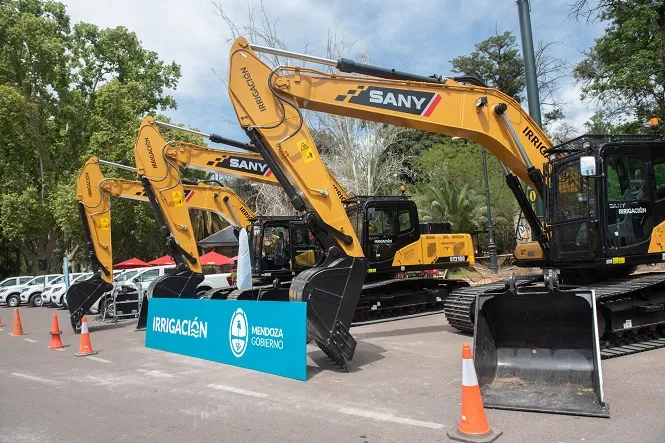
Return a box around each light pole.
[481,146,498,274]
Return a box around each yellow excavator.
[133,117,475,311]
[66,156,259,330]
[218,38,665,417]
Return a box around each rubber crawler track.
[443,272,665,360]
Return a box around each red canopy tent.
[148,255,175,265]
[199,251,233,266]
[115,258,151,269]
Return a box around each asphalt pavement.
[1,304,664,443]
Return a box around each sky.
[60,0,606,142]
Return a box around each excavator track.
[205,277,469,326]
[444,272,665,360]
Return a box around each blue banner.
[145,298,307,381]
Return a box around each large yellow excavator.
[66,157,259,330]
[219,38,665,417]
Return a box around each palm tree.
[415,180,487,234]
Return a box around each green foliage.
[574,1,665,128]
[0,0,183,275]
[415,182,486,234]
[412,138,517,253]
[451,31,525,101]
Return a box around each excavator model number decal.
[173,190,183,207]
[336,86,441,117]
[297,140,316,163]
[85,172,93,197]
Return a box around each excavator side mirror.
[580,156,596,177]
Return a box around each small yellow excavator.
[66,157,259,330]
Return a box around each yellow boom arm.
[141,116,350,202]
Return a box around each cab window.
[138,269,160,282]
[652,156,665,199]
[18,277,31,284]
[398,208,413,234]
[369,207,395,236]
[607,156,647,201]
[30,276,45,285]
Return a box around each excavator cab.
[475,135,665,417]
[248,216,321,279]
[346,196,420,275]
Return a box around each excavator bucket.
[136,266,204,330]
[473,279,609,417]
[289,248,366,370]
[66,273,113,333]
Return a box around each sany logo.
[215,157,273,177]
[342,86,441,117]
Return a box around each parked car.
[41,273,84,306]
[0,276,34,307]
[2,275,53,307]
[20,274,62,307]
[47,273,92,307]
[0,276,34,287]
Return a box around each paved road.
[1,305,664,443]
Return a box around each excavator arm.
[66,157,258,331]
[65,157,115,332]
[227,40,370,369]
[231,41,551,256]
[141,116,351,203]
[101,176,257,229]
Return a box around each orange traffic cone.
[448,344,502,443]
[49,314,64,350]
[74,316,97,357]
[0,314,4,327]
[11,308,24,337]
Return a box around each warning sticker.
[528,190,537,202]
[297,140,316,163]
[101,217,109,230]
[173,190,184,206]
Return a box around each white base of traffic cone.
[447,428,502,443]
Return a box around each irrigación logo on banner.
[229,308,248,357]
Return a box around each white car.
[41,273,83,306]
[45,273,91,307]
[20,274,62,307]
[87,268,151,315]
[0,276,34,307]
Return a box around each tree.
[0,0,183,274]
[573,1,665,128]
[451,31,568,130]
[415,181,487,235]
[451,31,526,101]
